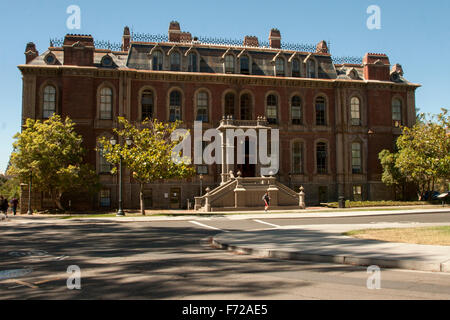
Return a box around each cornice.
[17,65,421,90]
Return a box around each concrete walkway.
[212,222,450,273]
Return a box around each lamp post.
[110,137,132,216]
[27,171,32,215]
[199,174,203,196]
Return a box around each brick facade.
[18,22,420,212]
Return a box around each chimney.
[363,53,390,81]
[122,26,131,51]
[63,34,95,66]
[243,36,259,47]
[168,21,181,42]
[316,40,328,54]
[391,63,404,76]
[269,28,281,49]
[180,32,192,43]
[25,42,39,64]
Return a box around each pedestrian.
[10,198,19,216]
[0,196,7,214]
[262,192,270,213]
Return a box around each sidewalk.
[212,222,450,273]
[3,206,450,223]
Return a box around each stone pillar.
[204,187,211,212]
[298,186,306,209]
[267,177,279,206]
[220,131,228,184]
[234,178,246,208]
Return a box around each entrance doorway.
[237,139,256,177]
[170,187,181,209]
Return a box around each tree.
[99,117,195,215]
[378,150,407,200]
[0,174,20,199]
[379,108,450,200]
[7,115,99,210]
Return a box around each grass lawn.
[344,226,450,246]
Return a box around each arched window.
[196,91,209,122]
[225,55,235,73]
[266,94,278,124]
[316,142,328,174]
[141,90,154,120]
[315,96,326,126]
[43,85,56,118]
[292,59,301,77]
[392,98,402,127]
[188,53,197,72]
[307,59,316,78]
[170,52,181,71]
[224,92,235,118]
[240,56,250,74]
[152,51,163,71]
[100,87,113,120]
[291,95,302,125]
[240,93,252,120]
[275,57,285,76]
[351,97,361,126]
[292,141,303,174]
[169,90,182,122]
[352,142,362,174]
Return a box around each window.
[43,85,56,118]
[266,94,278,124]
[240,56,250,74]
[392,98,402,127]
[307,59,316,78]
[225,55,235,73]
[141,90,154,120]
[351,97,361,126]
[188,53,197,72]
[353,185,362,201]
[316,142,327,174]
[224,92,235,117]
[352,142,362,174]
[315,96,326,126]
[197,165,208,174]
[99,189,111,207]
[170,52,181,71]
[196,91,209,122]
[152,51,163,71]
[100,87,113,120]
[291,96,302,125]
[275,57,285,76]
[292,141,303,174]
[169,90,181,122]
[240,93,252,120]
[99,147,112,173]
[292,58,300,77]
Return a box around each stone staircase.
[194,176,305,212]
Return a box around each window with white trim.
[100,87,113,120]
[43,85,56,118]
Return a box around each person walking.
[0,196,8,215]
[262,192,270,213]
[10,198,18,216]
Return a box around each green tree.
[99,117,194,215]
[378,150,407,200]
[0,174,20,199]
[7,115,99,210]
[379,108,450,199]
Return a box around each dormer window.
[225,55,235,73]
[101,55,113,67]
[307,59,316,78]
[152,51,163,71]
[44,53,56,65]
[292,59,301,77]
[275,57,285,76]
[240,56,250,75]
[170,52,181,71]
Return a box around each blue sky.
[0,0,449,173]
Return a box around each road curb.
[210,238,450,273]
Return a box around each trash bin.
[338,196,345,208]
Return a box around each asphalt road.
[0,211,449,299]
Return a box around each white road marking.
[189,221,228,232]
[253,219,280,228]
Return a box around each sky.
[0,0,449,174]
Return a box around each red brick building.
[18,22,420,211]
